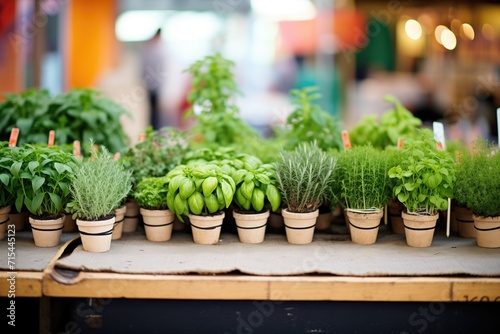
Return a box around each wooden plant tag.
[433,121,446,151]
[139,133,146,143]
[48,130,55,147]
[73,140,81,158]
[9,128,19,147]
[113,153,120,160]
[341,130,352,150]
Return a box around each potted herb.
[183,52,259,148]
[9,144,80,247]
[231,156,281,244]
[454,138,500,248]
[133,176,174,242]
[388,130,456,247]
[166,163,235,245]
[336,145,392,244]
[274,142,336,244]
[66,142,132,252]
[0,142,15,240]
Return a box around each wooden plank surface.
[0,271,43,297]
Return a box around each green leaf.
[174,194,187,216]
[168,175,186,193]
[166,191,176,211]
[179,179,195,200]
[15,194,24,213]
[205,194,219,213]
[31,176,45,192]
[31,192,45,214]
[265,184,281,212]
[397,192,409,203]
[255,173,271,185]
[10,162,22,178]
[0,173,9,186]
[240,180,254,199]
[28,161,39,173]
[187,192,204,215]
[49,193,62,211]
[231,169,247,185]
[220,180,234,208]
[251,188,265,212]
[235,187,246,207]
[404,183,415,191]
[202,176,218,197]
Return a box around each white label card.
[433,121,446,150]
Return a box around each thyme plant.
[274,142,336,213]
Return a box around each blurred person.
[140,28,166,130]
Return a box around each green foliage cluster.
[454,138,500,217]
[66,142,132,220]
[275,142,337,213]
[281,87,342,152]
[388,130,455,215]
[133,177,169,210]
[7,144,81,218]
[349,95,422,149]
[183,52,258,147]
[166,163,236,221]
[0,88,130,155]
[122,126,188,188]
[336,145,392,210]
[0,142,17,208]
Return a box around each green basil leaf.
[179,179,195,200]
[187,192,204,215]
[220,180,233,208]
[202,176,218,197]
[265,184,281,212]
[251,188,265,212]
[205,194,219,213]
[32,176,45,192]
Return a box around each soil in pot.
[233,210,269,244]
[188,212,225,245]
[141,208,175,242]
[346,209,383,245]
[29,214,64,247]
[282,209,318,245]
[473,215,500,248]
[402,211,439,248]
[77,215,115,252]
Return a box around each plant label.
[433,122,446,150]
[341,130,352,150]
[48,130,55,147]
[397,138,404,149]
[73,140,81,158]
[113,153,120,160]
[9,128,19,147]
[139,133,146,143]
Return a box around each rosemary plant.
[337,145,391,210]
[66,142,132,220]
[274,142,336,213]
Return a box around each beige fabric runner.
[54,229,500,277]
[0,231,78,272]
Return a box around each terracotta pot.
[62,212,77,233]
[123,199,140,233]
[0,205,11,240]
[402,211,439,248]
[455,206,476,238]
[316,208,332,232]
[141,208,175,242]
[268,209,284,233]
[388,199,405,234]
[233,210,269,244]
[29,215,64,247]
[473,215,500,248]
[77,216,115,252]
[112,205,126,240]
[9,211,27,231]
[282,208,318,245]
[346,209,383,245]
[188,212,225,245]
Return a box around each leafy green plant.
[0,88,52,145]
[166,163,236,221]
[350,95,422,149]
[66,142,132,220]
[453,137,500,217]
[281,86,342,152]
[388,129,455,215]
[8,144,81,219]
[231,156,281,213]
[0,142,16,209]
[336,145,392,210]
[122,126,188,188]
[133,176,169,210]
[183,52,258,147]
[274,142,337,213]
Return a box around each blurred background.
[1,0,499,146]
